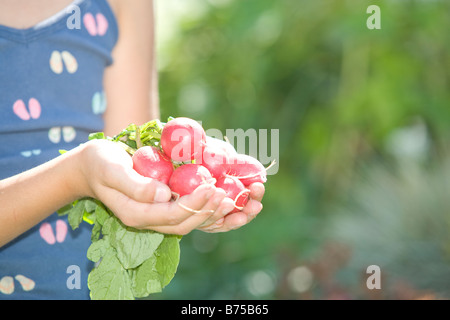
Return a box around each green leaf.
[106,217,165,269]
[130,255,162,298]
[90,203,111,242]
[83,198,98,214]
[101,215,114,236]
[67,200,86,230]
[129,235,181,298]
[125,139,137,150]
[57,203,73,216]
[91,221,102,242]
[155,235,182,288]
[88,132,106,140]
[88,249,134,300]
[87,238,109,263]
[94,204,110,225]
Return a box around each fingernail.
[154,187,170,202]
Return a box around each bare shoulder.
[106,0,154,19]
[102,0,157,136]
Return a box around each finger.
[196,190,235,228]
[151,185,229,235]
[151,206,216,235]
[199,217,226,233]
[104,163,172,204]
[124,183,217,229]
[248,182,265,202]
[136,184,216,230]
[214,211,249,232]
[94,183,170,228]
[209,196,236,224]
[200,199,263,233]
[173,183,217,214]
[242,198,263,218]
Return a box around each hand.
[197,182,265,233]
[78,139,237,235]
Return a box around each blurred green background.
[152,0,450,299]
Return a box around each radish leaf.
[58,119,182,300]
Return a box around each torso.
[0,0,119,29]
[0,0,120,299]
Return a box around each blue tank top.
[0,0,118,299]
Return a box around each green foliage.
[59,121,181,300]
[59,198,181,300]
[155,0,450,299]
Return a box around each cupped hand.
[78,139,257,235]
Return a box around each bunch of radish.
[131,117,270,213]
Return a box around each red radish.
[169,163,215,197]
[161,117,206,162]
[205,136,237,155]
[215,176,250,213]
[132,146,174,184]
[200,144,230,179]
[226,154,267,186]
